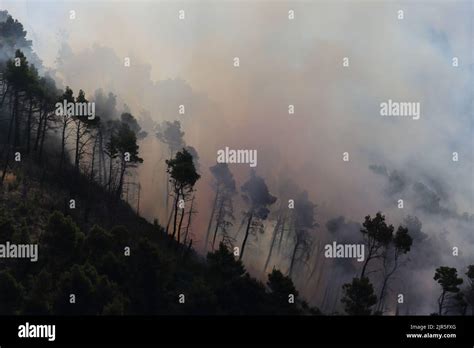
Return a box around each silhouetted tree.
[34,75,59,163]
[207,242,245,281]
[0,11,41,65]
[205,163,237,251]
[57,86,74,171]
[104,120,120,192]
[288,191,316,277]
[183,194,196,244]
[376,226,413,312]
[434,266,463,315]
[465,265,474,315]
[92,90,118,185]
[72,90,94,171]
[156,120,185,156]
[267,269,300,314]
[263,177,298,273]
[121,112,147,139]
[239,170,277,261]
[1,50,28,183]
[341,277,377,315]
[359,212,394,278]
[165,148,200,243]
[114,121,143,198]
[156,120,185,217]
[23,64,39,155]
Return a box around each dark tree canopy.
[341,277,377,315]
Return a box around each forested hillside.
[0,10,319,315]
[0,10,472,317]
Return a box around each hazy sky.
[1,0,473,313]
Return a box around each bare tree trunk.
[0,85,9,109]
[89,136,97,181]
[438,291,446,315]
[0,142,13,186]
[82,136,98,223]
[0,149,11,185]
[204,187,219,251]
[177,195,186,244]
[321,284,330,312]
[233,216,247,240]
[315,256,326,290]
[304,242,322,290]
[38,112,48,163]
[108,156,114,192]
[0,94,15,185]
[165,149,172,218]
[74,120,81,170]
[98,128,107,186]
[33,105,44,152]
[13,90,20,148]
[211,199,224,251]
[332,283,341,314]
[377,259,397,313]
[289,238,300,277]
[25,97,33,154]
[59,118,68,171]
[239,212,253,261]
[165,202,175,235]
[184,195,194,243]
[116,159,126,198]
[171,187,180,239]
[136,183,141,216]
[277,215,287,255]
[360,242,375,279]
[263,216,281,273]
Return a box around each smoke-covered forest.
[0,1,473,319]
